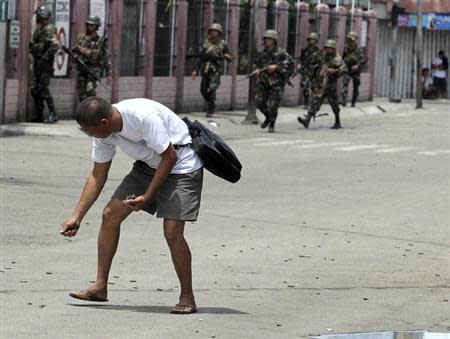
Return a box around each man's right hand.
[192,70,197,80]
[60,217,81,237]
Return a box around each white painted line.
[233,137,275,144]
[417,149,450,156]
[254,139,313,146]
[297,142,351,149]
[336,144,389,151]
[375,146,418,153]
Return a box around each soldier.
[341,32,366,107]
[297,39,346,130]
[29,6,59,123]
[254,29,294,133]
[73,15,112,102]
[297,32,323,109]
[192,23,232,117]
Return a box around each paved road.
[1,100,449,338]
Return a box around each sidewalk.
[1,97,448,138]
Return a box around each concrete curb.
[1,99,448,138]
[0,123,80,137]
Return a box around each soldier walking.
[73,16,112,102]
[192,23,232,117]
[341,32,366,107]
[254,30,294,133]
[29,6,59,123]
[297,39,346,130]
[297,32,323,109]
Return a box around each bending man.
[60,97,203,314]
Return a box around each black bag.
[182,117,242,183]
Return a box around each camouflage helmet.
[86,15,101,27]
[263,29,279,42]
[35,6,51,20]
[208,23,223,35]
[324,39,337,49]
[346,31,358,41]
[307,32,319,41]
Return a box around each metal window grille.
[120,0,143,76]
[213,0,230,75]
[287,3,297,55]
[328,7,338,40]
[266,0,276,30]
[153,0,173,76]
[185,0,204,76]
[237,1,251,75]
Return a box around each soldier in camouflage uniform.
[73,15,112,102]
[297,32,323,108]
[192,23,232,117]
[29,6,59,123]
[341,32,366,107]
[297,39,347,129]
[254,30,294,133]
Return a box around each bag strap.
[182,117,201,137]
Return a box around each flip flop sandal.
[69,290,108,302]
[170,303,197,314]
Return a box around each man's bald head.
[75,97,112,126]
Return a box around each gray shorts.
[112,161,203,221]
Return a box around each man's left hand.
[267,64,277,74]
[123,195,148,211]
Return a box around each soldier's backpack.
[182,117,242,183]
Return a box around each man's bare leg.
[70,199,132,300]
[163,219,196,313]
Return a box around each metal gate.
[375,20,450,98]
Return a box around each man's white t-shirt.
[91,98,203,174]
[432,57,446,79]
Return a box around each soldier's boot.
[302,94,309,109]
[330,112,342,129]
[297,112,314,129]
[45,112,58,124]
[268,121,275,133]
[31,109,44,123]
[260,117,270,129]
[206,101,215,118]
[340,94,347,107]
[351,95,357,107]
[44,99,58,124]
[31,96,44,122]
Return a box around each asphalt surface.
[1,98,449,338]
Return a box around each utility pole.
[389,0,401,102]
[242,0,260,124]
[416,0,423,108]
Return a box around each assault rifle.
[314,62,344,97]
[242,59,295,87]
[62,46,102,84]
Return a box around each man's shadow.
[68,304,248,315]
